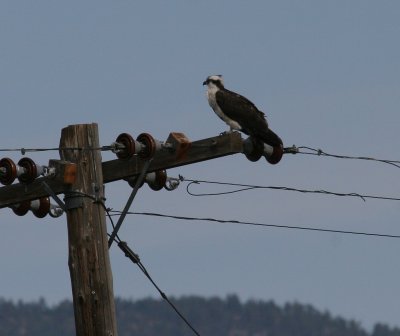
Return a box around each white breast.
[206,88,241,131]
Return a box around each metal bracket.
[108,159,152,248]
[42,181,67,211]
[64,192,85,210]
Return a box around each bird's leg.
[219,127,234,136]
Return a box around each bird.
[203,75,283,148]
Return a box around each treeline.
[0,295,399,336]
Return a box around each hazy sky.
[1,1,399,330]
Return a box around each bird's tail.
[249,128,283,164]
[258,128,283,148]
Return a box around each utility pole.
[59,124,118,336]
[0,123,282,335]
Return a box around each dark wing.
[216,89,282,147]
[216,89,268,134]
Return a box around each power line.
[108,234,201,335]
[103,205,123,243]
[0,145,120,155]
[179,177,400,202]
[1,143,399,170]
[104,196,200,335]
[0,147,59,153]
[108,211,400,240]
[285,145,400,169]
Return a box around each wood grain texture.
[60,123,118,336]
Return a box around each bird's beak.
[202,80,207,86]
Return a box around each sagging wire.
[178,177,400,202]
[104,158,201,333]
[99,196,201,335]
[106,225,201,335]
[116,240,201,336]
[108,210,400,240]
[285,145,400,169]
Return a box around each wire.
[103,206,122,243]
[112,238,201,336]
[108,210,400,240]
[62,191,124,243]
[180,177,400,202]
[0,145,120,155]
[45,189,201,333]
[285,145,400,169]
[108,159,152,248]
[0,147,61,153]
[136,259,201,336]
[104,199,200,334]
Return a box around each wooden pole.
[59,123,118,336]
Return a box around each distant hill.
[0,295,399,336]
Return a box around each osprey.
[203,75,282,148]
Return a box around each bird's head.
[203,75,224,89]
